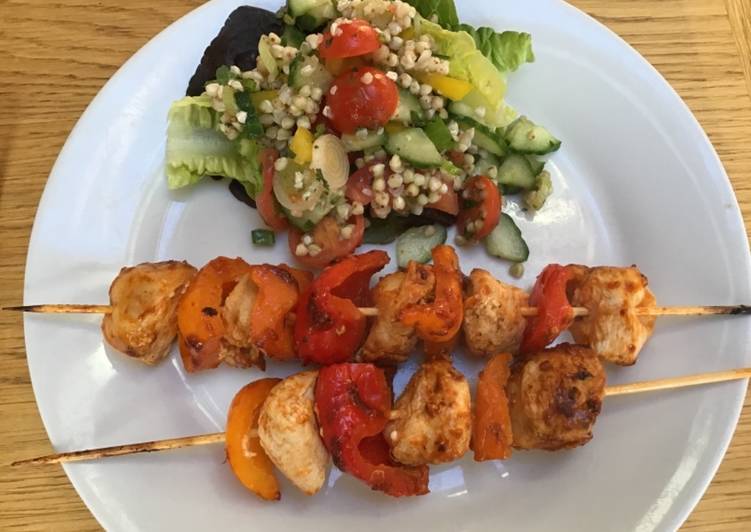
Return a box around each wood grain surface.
[1,0,750,529]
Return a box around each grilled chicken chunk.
[567,266,656,365]
[361,262,435,364]
[102,260,196,364]
[220,274,265,369]
[258,371,329,495]
[385,359,472,465]
[509,344,605,451]
[463,269,529,357]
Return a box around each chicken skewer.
[13,364,751,467]
[7,253,750,368]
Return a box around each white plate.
[23,0,751,530]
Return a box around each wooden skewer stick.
[5,304,750,318]
[11,367,751,467]
[3,304,113,314]
[604,367,751,397]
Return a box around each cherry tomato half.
[257,148,289,231]
[345,160,390,205]
[319,19,380,60]
[428,186,460,216]
[326,66,399,134]
[457,175,501,241]
[288,215,365,269]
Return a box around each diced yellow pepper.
[415,73,473,101]
[251,90,278,111]
[290,127,314,165]
[385,121,406,134]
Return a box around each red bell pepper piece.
[315,363,430,497]
[520,264,575,354]
[295,251,389,365]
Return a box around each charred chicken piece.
[361,262,435,364]
[463,269,529,357]
[385,359,472,465]
[567,266,656,365]
[258,371,329,495]
[102,260,197,365]
[509,344,606,451]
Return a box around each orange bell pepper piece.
[177,257,254,372]
[400,245,463,349]
[472,353,514,461]
[278,263,313,294]
[226,378,282,500]
[249,265,299,361]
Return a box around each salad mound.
[166,0,560,270]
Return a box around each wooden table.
[1,0,750,529]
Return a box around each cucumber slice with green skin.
[497,153,536,190]
[505,117,561,155]
[385,128,443,167]
[341,130,386,152]
[392,89,426,124]
[484,213,529,262]
[525,155,545,176]
[288,55,332,90]
[473,153,500,176]
[288,0,331,17]
[396,224,448,268]
[455,117,507,156]
[423,116,455,152]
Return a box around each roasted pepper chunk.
[177,257,255,372]
[399,245,463,356]
[295,251,389,365]
[314,363,429,497]
[226,378,282,501]
[472,353,513,461]
[520,264,574,354]
[249,265,299,361]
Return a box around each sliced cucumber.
[385,128,443,167]
[294,1,336,31]
[497,153,536,190]
[341,130,386,152]
[473,153,500,176]
[392,89,426,125]
[505,117,561,155]
[396,225,448,268]
[288,55,332,90]
[484,213,529,263]
[423,116,455,152]
[525,155,545,176]
[455,117,507,156]
[287,0,325,16]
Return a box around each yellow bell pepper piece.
[290,127,314,165]
[251,90,278,111]
[385,121,406,134]
[415,73,473,101]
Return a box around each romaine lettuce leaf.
[166,96,262,196]
[405,0,459,29]
[457,26,534,73]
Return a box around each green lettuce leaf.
[456,26,534,73]
[165,96,262,196]
[404,0,459,29]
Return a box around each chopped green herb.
[252,229,276,246]
[424,116,455,152]
[215,65,231,85]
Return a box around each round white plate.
[23,0,751,530]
